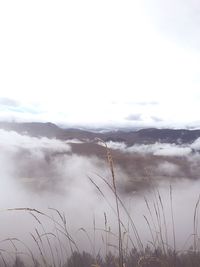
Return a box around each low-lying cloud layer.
[0,129,71,154]
[106,138,200,157]
[0,129,200,263]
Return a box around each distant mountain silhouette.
[0,121,200,145]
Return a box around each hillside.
[1,121,200,145]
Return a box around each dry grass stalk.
[93,173,143,251]
[170,185,176,252]
[105,143,123,267]
[193,194,200,252]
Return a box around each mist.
[0,129,200,264]
[106,139,200,156]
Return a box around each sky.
[0,0,200,129]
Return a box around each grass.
[1,144,200,266]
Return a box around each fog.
[0,129,200,264]
[106,139,200,156]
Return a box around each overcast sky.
[0,0,200,129]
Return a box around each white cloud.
[153,145,192,157]
[190,137,200,150]
[0,1,200,127]
[157,162,180,176]
[105,140,198,157]
[125,143,191,156]
[105,141,127,151]
[0,129,71,154]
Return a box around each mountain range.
[0,121,200,145]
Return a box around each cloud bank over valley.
[0,128,200,254]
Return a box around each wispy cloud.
[0,129,71,154]
[105,139,200,157]
[151,116,163,122]
[125,113,143,121]
[0,97,19,107]
[0,98,46,123]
